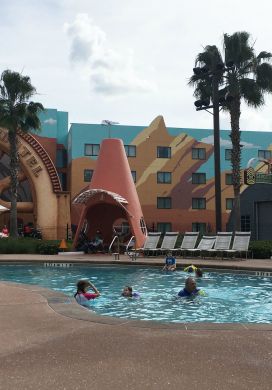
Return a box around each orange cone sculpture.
[73,139,147,249]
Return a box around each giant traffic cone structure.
[72,139,147,249]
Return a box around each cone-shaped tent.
[73,139,147,249]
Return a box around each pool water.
[1,264,271,323]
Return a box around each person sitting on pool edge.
[121,286,140,298]
[177,277,205,298]
[162,251,176,271]
[74,279,100,306]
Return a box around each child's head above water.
[122,286,133,297]
[76,279,91,293]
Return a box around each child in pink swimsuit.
[74,279,100,306]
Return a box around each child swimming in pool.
[74,279,100,306]
[121,286,140,298]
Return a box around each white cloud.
[241,141,261,149]
[200,135,260,149]
[64,14,156,96]
[44,118,57,125]
[200,135,232,147]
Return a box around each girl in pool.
[121,286,140,298]
[74,279,100,306]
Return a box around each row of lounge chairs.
[130,231,251,259]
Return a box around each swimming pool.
[1,264,271,323]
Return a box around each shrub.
[0,238,72,254]
[0,238,40,254]
[36,242,59,255]
[249,240,272,259]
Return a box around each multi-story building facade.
[0,108,272,240]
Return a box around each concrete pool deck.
[0,254,272,389]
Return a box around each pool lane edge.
[1,281,272,331]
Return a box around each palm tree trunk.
[8,129,19,237]
[229,99,241,231]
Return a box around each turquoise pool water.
[1,264,271,323]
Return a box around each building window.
[85,144,100,156]
[192,148,206,160]
[124,145,136,157]
[192,222,206,234]
[157,146,171,158]
[157,197,172,209]
[157,172,172,184]
[157,222,172,233]
[258,150,271,160]
[192,198,206,209]
[131,170,136,183]
[226,198,234,210]
[225,173,233,185]
[241,215,250,231]
[225,149,232,161]
[192,173,206,184]
[84,169,93,182]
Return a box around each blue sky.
[1,0,272,131]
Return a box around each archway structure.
[73,139,147,249]
[0,127,70,239]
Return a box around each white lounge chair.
[134,232,161,256]
[207,232,233,258]
[149,232,179,255]
[224,231,251,259]
[172,232,199,257]
[188,235,216,258]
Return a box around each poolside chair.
[188,235,216,258]
[149,232,179,256]
[172,232,199,257]
[134,232,161,256]
[207,232,233,259]
[224,231,251,259]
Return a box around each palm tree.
[190,32,272,231]
[0,70,44,237]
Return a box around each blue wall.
[38,108,68,147]
[68,122,272,178]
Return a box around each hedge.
[0,238,72,254]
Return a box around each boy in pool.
[121,286,140,298]
[162,251,176,271]
[74,279,100,306]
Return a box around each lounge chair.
[134,232,161,256]
[224,231,251,259]
[188,235,216,258]
[207,232,232,258]
[149,232,179,256]
[172,232,199,257]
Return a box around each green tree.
[190,32,272,231]
[0,70,44,237]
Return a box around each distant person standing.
[2,225,9,237]
[23,224,32,237]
